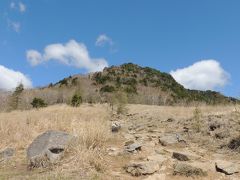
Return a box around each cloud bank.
[0,65,32,91]
[170,60,229,91]
[26,40,108,72]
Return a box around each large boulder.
[125,161,159,176]
[27,130,74,168]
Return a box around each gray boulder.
[0,148,15,162]
[125,143,142,153]
[172,152,190,161]
[159,133,186,146]
[173,163,207,177]
[215,160,239,175]
[27,130,74,168]
[125,161,159,176]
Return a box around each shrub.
[31,98,47,109]
[100,85,115,93]
[93,73,110,84]
[71,94,82,107]
[124,85,137,94]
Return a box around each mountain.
[48,63,238,105]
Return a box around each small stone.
[167,118,175,122]
[172,152,189,161]
[107,147,121,156]
[112,121,121,132]
[125,161,159,176]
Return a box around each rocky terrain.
[1,104,240,179]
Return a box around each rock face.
[125,161,159,176]
[0,148,15,162]
[172,152,189,161]
[215,160,239,175]
[159,134,186,146]
[112,121,121,132]
[27,130,74,168]
[173,163,207,177]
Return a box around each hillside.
[0,63,238,111]
[1,104,240,179]
[50,63,238,105]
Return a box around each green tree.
[71,94,82,107]
[9,83,24,110]
[31,98,47,109]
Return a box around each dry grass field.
[0,104,240,179]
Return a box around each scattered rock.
[173,163,207,177]
[107,147,122,156]
[0,148,15,162]
[227,137,240,151]
[214,130,230,139]
[147,154,166,165]
[159,133,186,146]
[125,161,159,176]
[27,130,74,168]
[167,118,175,122]
[112,121,121,132]
[209,122,221,131]
[124,140,135,146]
[183,127,189,133]
[172,152,189,161]
[215,160,239,175]
[125,143,142,153]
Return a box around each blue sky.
[0,0,239,97]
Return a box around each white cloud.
[10,1,26,12]
[0,65,32,91]
[19,2,26,13]
[12,21,20,32]
[26,50,42,66]
[8,20,21,32]
[10,2,16,9]
[170,60,229,91]
[95,34,113,47]
[26,40,108,72]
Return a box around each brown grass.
[0,104,113,179]
[0,103,239,179]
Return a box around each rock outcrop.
[27,130,74,168]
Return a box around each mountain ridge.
[50,63,238,105]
